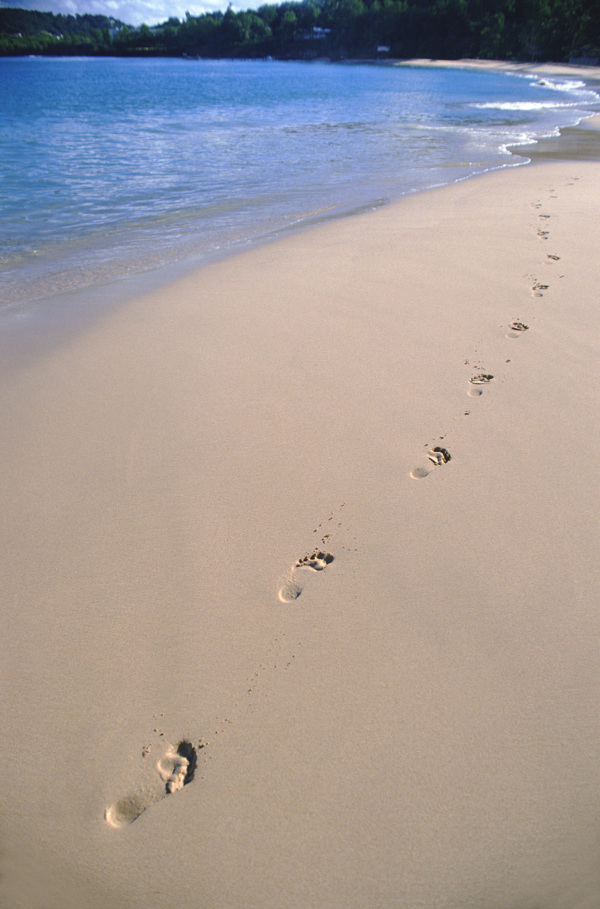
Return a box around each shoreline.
[2,152,600,907]
[2,103,600,380]
[395,56,600,81]
[1,56,600,370]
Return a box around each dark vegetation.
[0,0,598,62]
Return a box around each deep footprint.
[278,550,334,602]
[295,551,334,571]
[506,321,529,338]
[157,741,197,793]
[105,741,196,828]
[468,374,494,397]
[410,447,451,479]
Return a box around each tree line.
[0,0,598,62]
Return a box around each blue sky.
[0,0,263,26]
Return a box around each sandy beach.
[1,63,600,909]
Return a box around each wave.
[472,100,594,111]
[535,78,590,92]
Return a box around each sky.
[0,0,264,26]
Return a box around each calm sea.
[1,57,599,319]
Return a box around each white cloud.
[0,0,265,25]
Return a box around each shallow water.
[1,57,599,315]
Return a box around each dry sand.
[396,57,600,83]
[1,74,600,908]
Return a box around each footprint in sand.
[410,446,451,479]
[105,741,197,828]
[547,254,560,261]
[532,282,549,297]
[278,550,334,602]
[468,374,494,397]
[506,322,529,339]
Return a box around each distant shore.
[396,57,600,81]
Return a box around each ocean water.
[1,57,599,316]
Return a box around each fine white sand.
[396,57,600,84]
[1,90,600,907]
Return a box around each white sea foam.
[473,100,588,110]
[535,78,590,92]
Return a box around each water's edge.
[1,61,599,376]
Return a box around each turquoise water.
[1,57,598,313]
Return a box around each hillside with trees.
[0,0,598,62]
[0,8,126,53]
